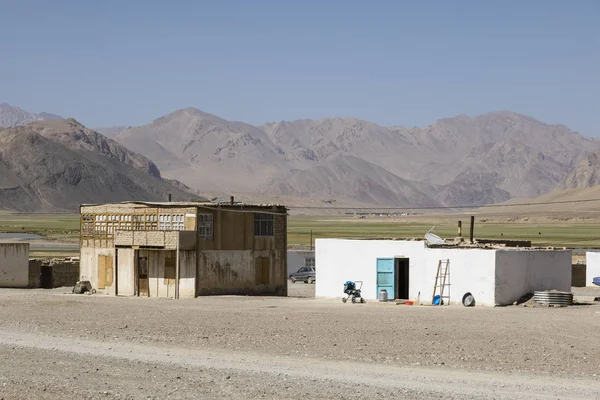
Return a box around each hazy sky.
[1,0,598,135]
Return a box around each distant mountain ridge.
[0,102,62,128]
[0,118,199,212]
[104,108,598,207]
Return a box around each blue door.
[376,258,395,298]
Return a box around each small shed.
[316,239,571,306]
[0,243,29,288]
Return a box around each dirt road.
[1,286,599,399]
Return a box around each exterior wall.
[116,248,135,296]
[178,249,196,298]
[196,208,287,297]
[0,243,29,288]
[138,249,196,299]
[315,239,498,305]
[115,231,179,249]
[424,248,497,306]
[197,250,286,296]
[80,246,115,294]
[585,252,600,286]
[494,250,572,306]
[28,259,41,288]
[28,259,79,288]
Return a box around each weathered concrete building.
[79,201,288,298]
[0,243,29,288]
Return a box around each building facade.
[316,239,571,306]
[79,201,288,298]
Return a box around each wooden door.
[138,256,149,297]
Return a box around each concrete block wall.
[51,262,79,287]
[28,259,42,288]
[115,231,178,249]
[28,258,80,288]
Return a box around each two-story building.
[79,201,288,298]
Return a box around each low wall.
[28,258,79,288]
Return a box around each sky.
[0,0,598,135]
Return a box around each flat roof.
[80,201,287,208]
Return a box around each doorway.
[137,256,149,297]
[40,266,52,288]
[394,258,409,300]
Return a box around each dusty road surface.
[1,285,599,400]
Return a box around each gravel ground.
[1,284,599,399]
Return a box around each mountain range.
[0,102,62,128]
[100,108,599,207]
[0,117,198,212]
[1,103,598,211]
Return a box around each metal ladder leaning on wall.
[432,259,450,305]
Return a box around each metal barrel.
[533,291,573,306]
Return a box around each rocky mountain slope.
[0,121,197,212]
[0,103,62,128]
[559,151,600,190]
[107,109,598,207]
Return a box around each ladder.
[432,259,450,305]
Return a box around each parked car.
[289,267,315,284]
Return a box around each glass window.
[254,213,274,236]
[198,214,213,240]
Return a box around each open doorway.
[394,258,409,300]
[137,256,149,297]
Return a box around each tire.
[351,297,356,304]
[307,277,315,284]
[360,298,365,304]
[342,298,347,303]
[291,278,296,283]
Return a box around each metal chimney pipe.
[470,216,475,243]
[168,193,172,202]
[458,221,462,237]
[230,196,234,206]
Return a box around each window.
[254,213,274,236]
[198,214,214,240]
[305,257,315,267]
[158,214,185,231]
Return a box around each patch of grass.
[0,214,80,240]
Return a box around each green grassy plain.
[0,214,80,241]
[1,213,599,250]
[288,216,600,249]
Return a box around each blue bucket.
[433,295,441,305]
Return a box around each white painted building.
[585,252,600,286]
[287,250,315,277]
[0,243,29,288]
[316,239,571,306]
